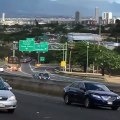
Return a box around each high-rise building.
[75,11,80,23]
[102,12,112,24]
[95,7,99,24]
[2,13,5,22]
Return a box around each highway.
[3,61,105,83]
[0,90,120,120]
[1,63,120,120]
[19,62,104,82]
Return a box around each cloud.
[95,0,120,3]
[110,0,120,3]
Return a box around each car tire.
[64,94,71,105]
[111,106,119,110]
[7,109,15,113]
[84,98,91,108]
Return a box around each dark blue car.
[63,81,120,110]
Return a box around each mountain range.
[0,0,120,17]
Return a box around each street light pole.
[64,42,67,72]
[86,42,89,73]
[69,50,72,72]
[12,41,18,57]
[68,42,74,72]
[38,52,40,64]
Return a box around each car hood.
[0,90,14,98]
[88,90,118,96]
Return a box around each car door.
[67,82,80,102]
[75,82,86,103]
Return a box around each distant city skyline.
[0,0,120,17]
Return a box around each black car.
[32,72,43,79]
[32,72,50,80]
[38,73,44,79]
[42,73,50,80]
[63,81,120,110]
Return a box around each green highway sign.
[40,57,45,62]
[40,42,48,52]
[19,37,48,52]
[34,43,41,51]
[35,42,48,52]
[19,40,35,51]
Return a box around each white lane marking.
[29,63,34,71]
[29,63,39,73]
[20,64,32,76]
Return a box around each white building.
[95,7,99,24]
[67,33,102,42]
[2,13,5,22]
[102,12,112,24]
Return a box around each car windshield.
[39,73,43,76]
[43,73,49,77]
[85,83,110,91]
[0,81,8,90]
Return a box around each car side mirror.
[8,87,12,90]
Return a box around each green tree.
[111,19,120,42]
[68,42,120,75]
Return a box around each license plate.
[108,102,113,105]
[0,103,5,108]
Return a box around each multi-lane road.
[1,62,120,120]
[0,90,120,120]
[19,63,104,82]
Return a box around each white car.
[0,79,17,113]
[4,81,12,90]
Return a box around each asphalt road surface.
[3,62,104,83]
[0,90,120,120]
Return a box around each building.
[75,11,80,23]
[67,33,102,42]
[102,12,112,24]
[95,7,99,24]
[2,13,5,22]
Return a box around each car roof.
[75,80,103,84]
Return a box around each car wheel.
[64,94,71,105]
[7,109,15,113]
[111,106,119,110]
[84,98,91,108]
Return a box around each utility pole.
[12,41,18,57]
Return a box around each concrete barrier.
[1,73,70,96]
[1,73,120,96]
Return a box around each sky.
[0,0,120,17]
